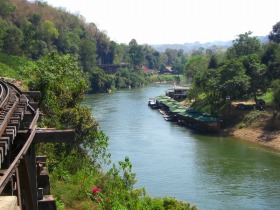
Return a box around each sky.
[43,0,280,45]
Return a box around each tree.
[241,54,266,101]
[262,43,280,81]
[95,30,110,64]
[164,48,178,66]
[271,79,280,115]
[0,0,16,18]
[64,27,83,54]
[208,54,218,69]
[185,55,208,80]
[0,17,7,49]
[142,44,160,70]
[3,23,23,55]
[79,38,97,72]
[88,67,110,93]
[113,43,129,64]
[191,47,205,56]
[269,21,280,43]
[227,31,261,59]
[40,20,59,50]
[194,68,221,115]
[128,39,144,70]
[218,60,250,99]
[20,18,36,55]
[27,52,89,118]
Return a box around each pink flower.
[80,184,83,187]
[92,187,100,194]
[97,197,101,202]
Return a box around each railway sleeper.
[0,141,7,157]
[6,126,17,135]
[13,112,24,121]
[0,137,10,145]
[0,147,3,164]
[18,104,28,111]
[5,129,15,136]
[2,132,14,144]
[8,120,20,130]
[10,116,20,122]
[18,103,27,108]
[16,107,26,115]
[0,137,10,152]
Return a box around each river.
[82,83,280,210]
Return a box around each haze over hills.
[152,36,269,53]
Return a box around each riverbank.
[231,127,280,150]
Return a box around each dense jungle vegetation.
[0,0,280,209]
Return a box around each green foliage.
[0,62,17,78]
[114,68,150,89]
[2,2,280,209]
[143,45,161,70]
[79,38,97,72]
[269,21,280,43]
[0,17,7,48]
[88,67,112,93]
[25,52,89,114]
[0,0,16,18]
[219,60,250,98]
[129,39,145,70]
[227,31,261,59]
[192,99,212,114]
[238,110,270,128]
[262,43,280,82]
[0,52,35,79]
[260,90,273,105]
[3,22,23,55]
[185,55,209,79]
[87,157,197,210]
[271,79,280,112]
[40,20,59,50]
[240,54,267,99]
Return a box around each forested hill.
[0,0,190,87]
[0,0,113,66]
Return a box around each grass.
[0,52,35,79]
[260,89,274,105]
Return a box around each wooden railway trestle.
[0,80,75,210]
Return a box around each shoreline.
[228,127,280,151]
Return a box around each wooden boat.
[148,98,157,109]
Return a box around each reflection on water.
[82,83,280,210]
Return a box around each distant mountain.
[152,36,269,53]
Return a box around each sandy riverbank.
[230,127,280,150]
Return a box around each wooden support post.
[15,168,22,209]
[18,158,36,210]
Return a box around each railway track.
[0,79,75,210]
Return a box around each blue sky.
[44,0,280,45]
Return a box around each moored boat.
[148,98,157,108]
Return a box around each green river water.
[82,83,280,210]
